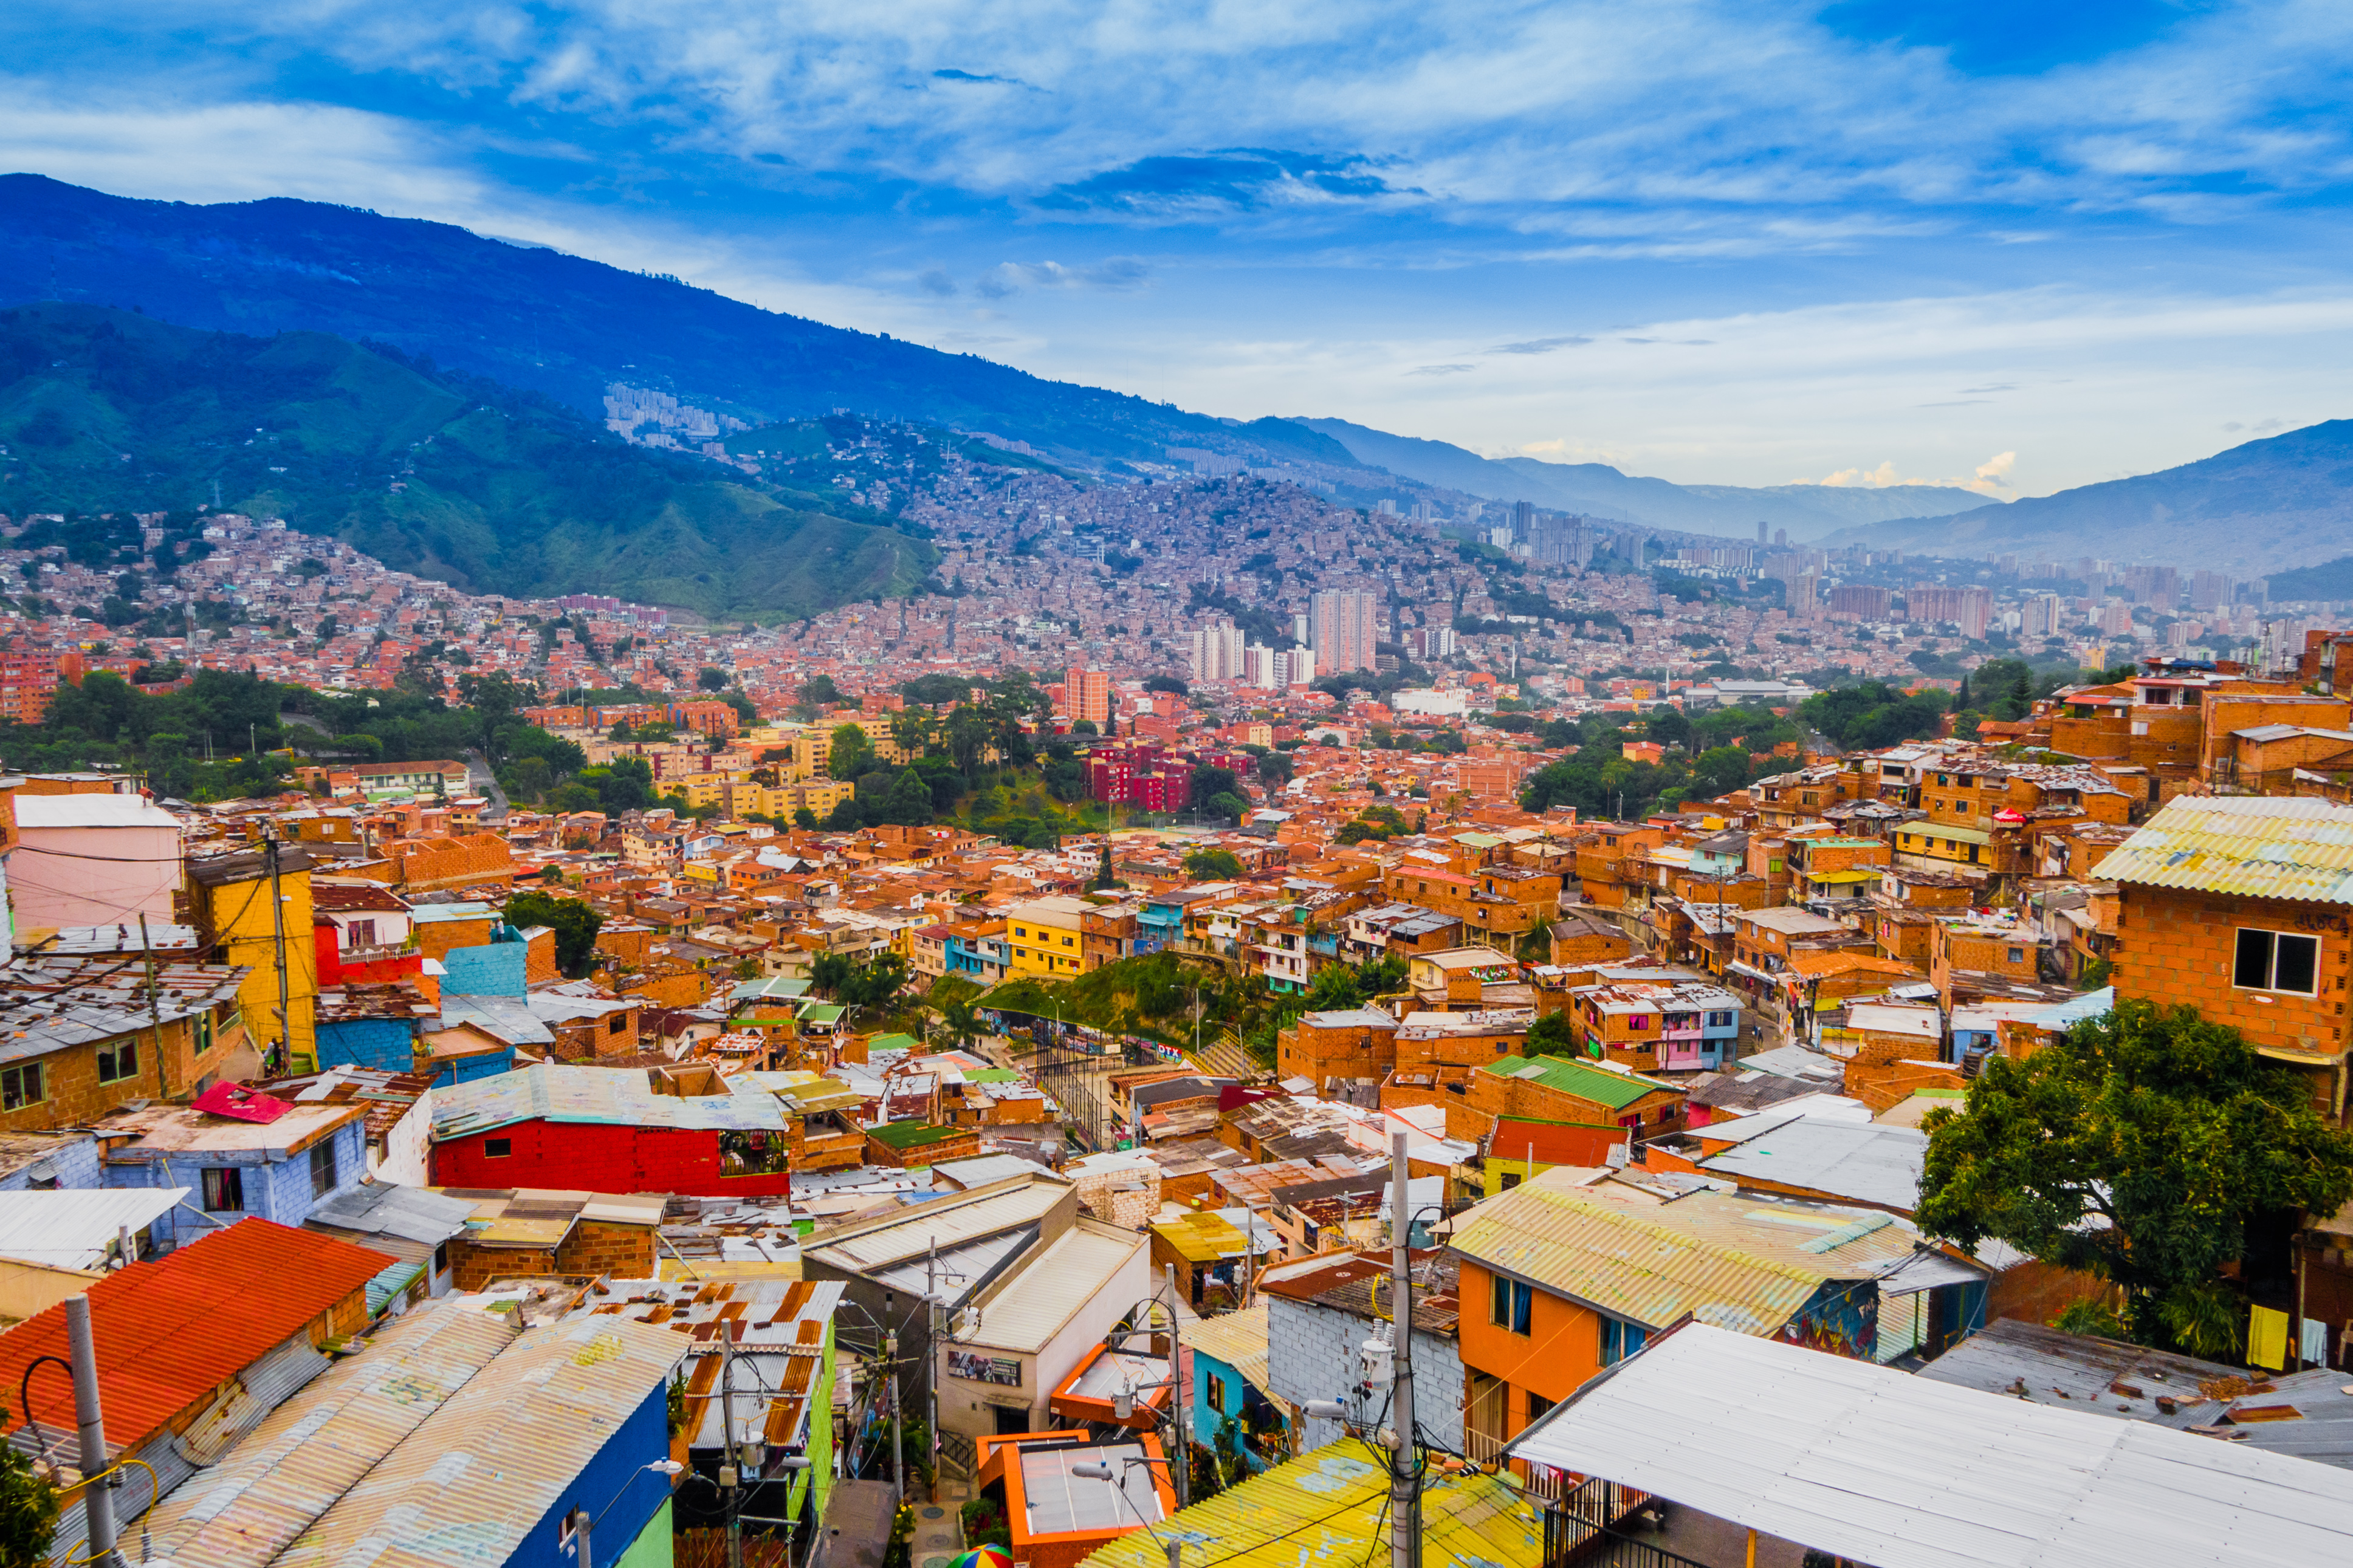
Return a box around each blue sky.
[5,0,2353,496]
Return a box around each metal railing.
[1544,1479,1709,1568]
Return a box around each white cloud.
[1809,451,2016,495]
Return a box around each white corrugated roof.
[0,1188,187,1269]
[1508,1323,2353,1568]
[964,1223,1147,1354]
[13,793,180,830]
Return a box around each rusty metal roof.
[273,1313,686,1567]
[566,1277,840,1454]
[1444,1169,1918,1335]
[2097,795,2353,905]
[144,1304,519,1568]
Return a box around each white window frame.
[2234,927,2320,996]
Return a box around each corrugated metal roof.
[1699,1121,1928,1211]
[2096,794,2353,905]
[1179,1303,1271,1399]
[566,1278,840,1454]
[1444,1171,1915,1335]
[1508,1322,2353,1568]
[143,1307,514,1566]
[803,1179,1067,1273]
[965,1224,1146,1355]
[303,1182,477,1258]
[1085,1438,1539,1568]
[270,1313,685,1568]
[0,1188,186,1270]
[430,1061,787,1140]
[0,1218,394,1454]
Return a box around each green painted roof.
[799,1004,847,1024]
[1481,1053,1668,1111]
[866,1120,969,1149]
[868,1032,921,1053]
[963,1067,1020,1084]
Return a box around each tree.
[1144,675,1189,696]
[799,674,844,708]
[698,666,730,691]
[1918,1000,2353,1347]
[830,722,874,780]
[504,891,605,979]
[879,767,936,826]
[0,1403,58,1568]
[1527,1011,1580,1056]
[1209,790,1251,823]
[1256,751,1295,787]
[1184,846,1248,879]
[793,806,819,829]
[1191,765,1240,806]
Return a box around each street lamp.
[562,1460,685,1568]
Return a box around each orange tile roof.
[1785,950,1922,979]
[0,1217,394,1453]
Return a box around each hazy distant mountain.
[1298,417,1998,539]
[1822,420,2353,576]
[0,174,1359,473]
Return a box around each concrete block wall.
[1265,1296,1463,1454]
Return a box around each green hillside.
[0,303,935,618]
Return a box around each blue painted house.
[1183,1302,1283,1476]
[0,1131,103,1192]
[99,1098,369,1249]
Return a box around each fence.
[676,1529,793,1568]
[1542,1477,1710,1568]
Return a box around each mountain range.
[5,174,2351,597]
[1821,419,2353,578]
[1297,417,1999,539]
[0,175,2001,542]
[0,303,935,619]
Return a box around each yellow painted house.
[1006,895,1090,977]
[186,843,320,1073]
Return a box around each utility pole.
[1389,1129,1420,1568]
[137,913,167,1099]
[1164,1264,1187,1513]
[885,1291,904,1509]
[720,1320,744,1568]
[66,1295,123,1568]
[926,1241,941,1501]
[263,831,292,1075]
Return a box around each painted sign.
[948,1351,1023,1386]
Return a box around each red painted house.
[428,1062,793,1196]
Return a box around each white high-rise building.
[1188,623,1248,683]
[1311,591,1379,674]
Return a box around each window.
[309,1138,338,1198]
[1208,1372,1229,1412]
[2236,929,2320,995]
[97,1038,139,1084]
[2007,947,2025,964]
[608,1015,627,1034]
[1490,1275,1533,1335]
[203,1167,245,1211]
[1600,1318,1649,1366]
[1500,1171,1523,1190]
[1525,1392,1554,1425]
[1,1063,42,1112]
[346,918,377,948]
[433,1241,450,1274]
